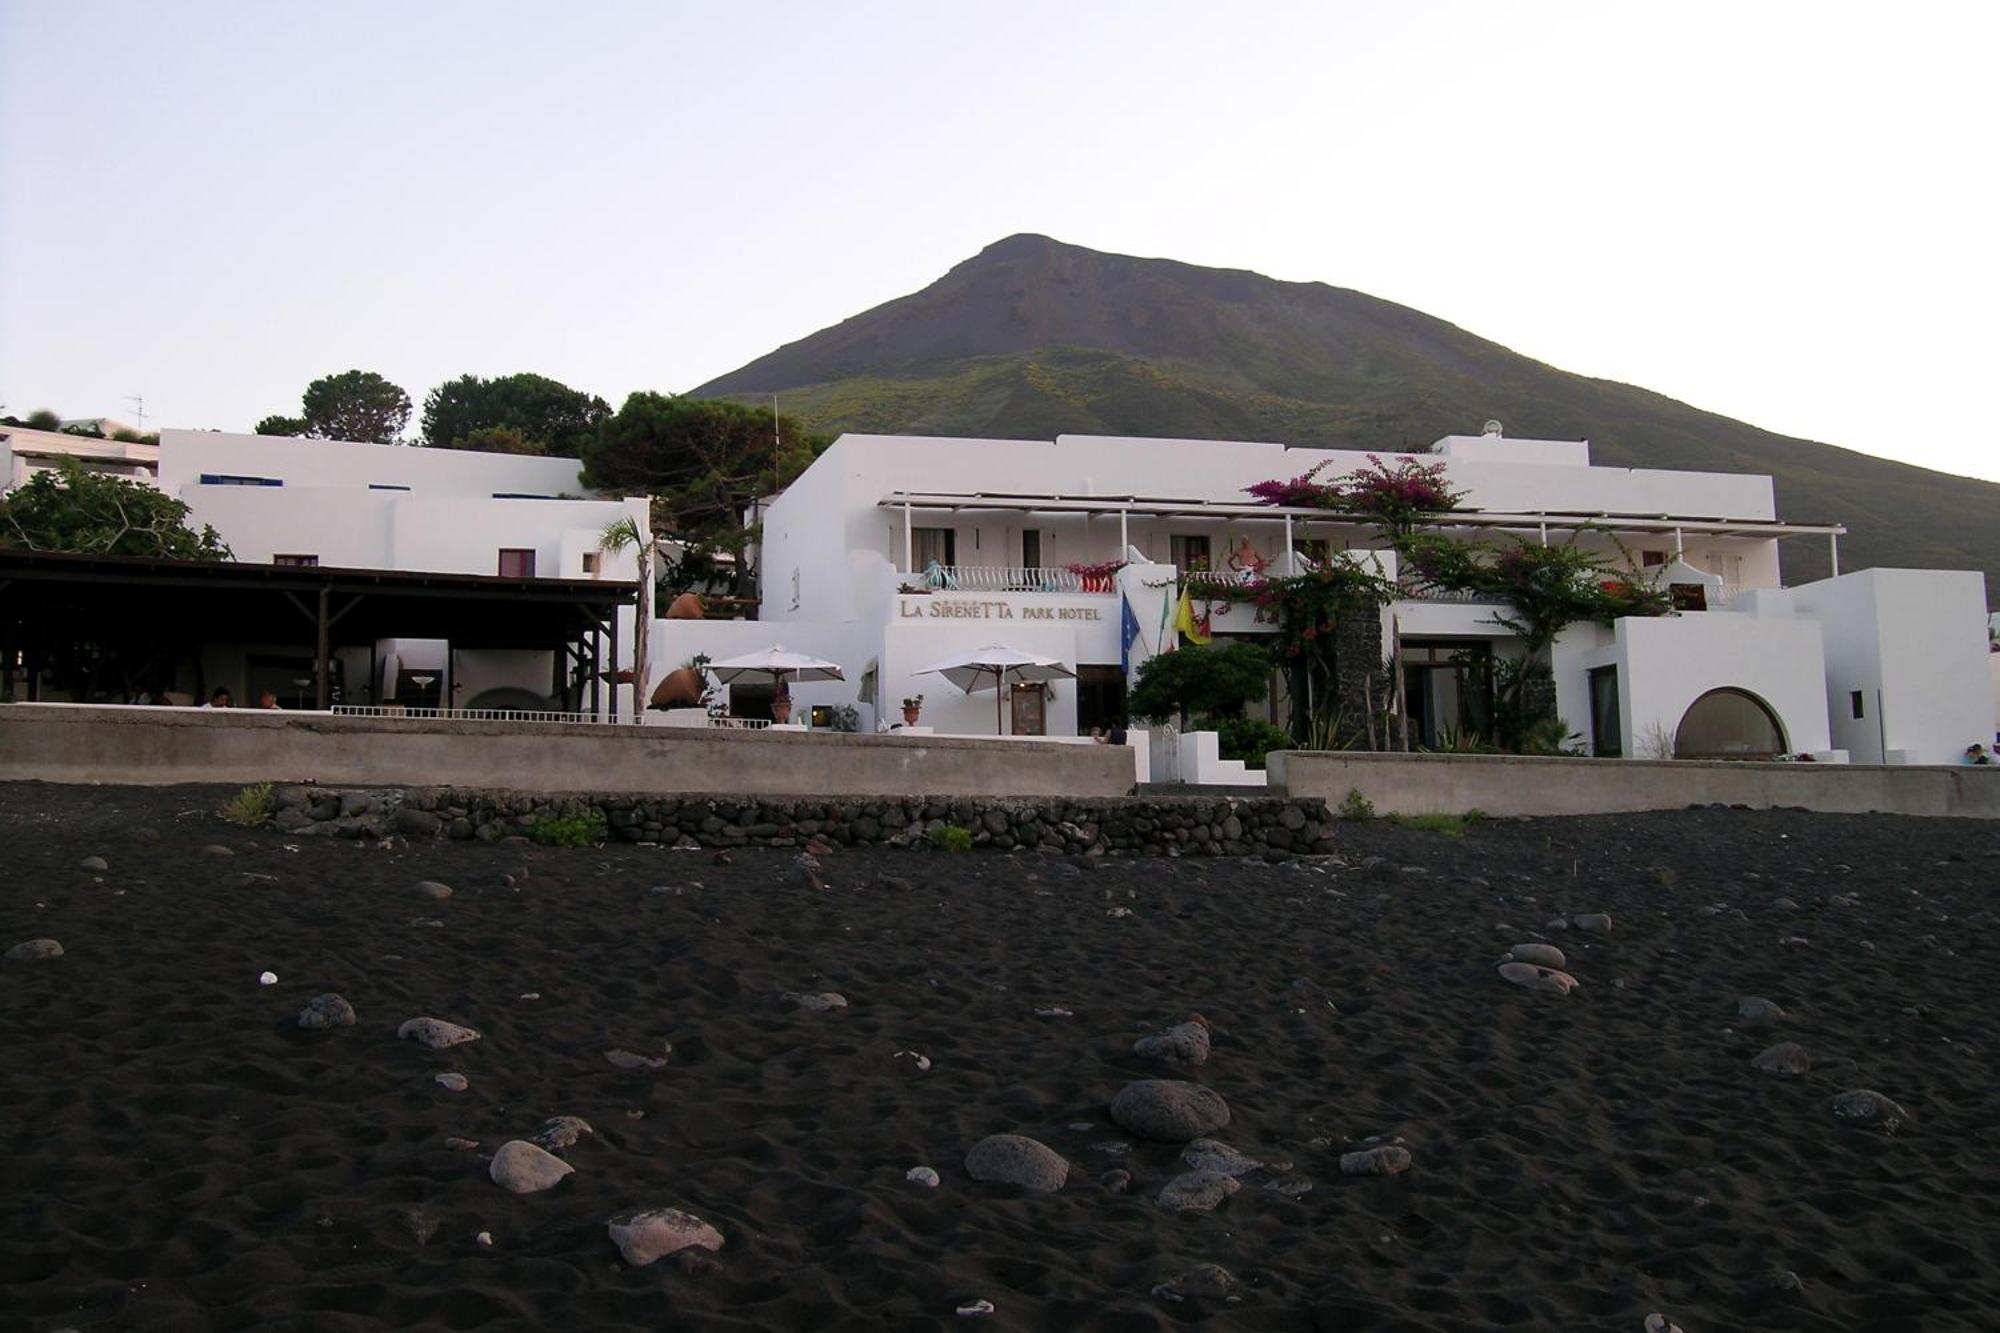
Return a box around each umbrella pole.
[996,667,1006,736]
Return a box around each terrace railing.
[906,565,1104,594]
[332,704,622,725]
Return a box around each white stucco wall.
[1783,568,1992,765]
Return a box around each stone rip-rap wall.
[272,787,1340,857]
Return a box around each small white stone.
[475,1231,494,1248]
[906,1166,941,1187]
[258,971,278,986]
[956,1299,995,1317]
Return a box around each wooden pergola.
[0,549,637,715]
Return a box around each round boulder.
[489,1140,574,1194]
[1133,1016,1211,1068]
[1752,1042,1810,1076]
[964,1134,1068,1192]
[1180,1139,1261,1177]
[607,1207,723,1266]
[1157,1170,1240,1213]
[1508,942,1566,969]
[1830,1089,1913,1134]
[1110,1080,1231,1142]
[1737,996,1786,1024]
[4,938,63,962]
[78,856,108,872]
[532,1115,594,1153]
[297,993,356,1029]
[414,880,454,901]
[1340,1144,1412,1176]
[397,1016,481,1049]
[1497,961,1580,995]
[1571,913,1613,933]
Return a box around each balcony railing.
[904,565,1111,594]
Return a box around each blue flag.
[1120,595,1142,673]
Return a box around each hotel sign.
[900,596,1103,622]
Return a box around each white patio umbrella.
[705,644,846,694]
[914,643,1077,735]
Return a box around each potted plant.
[771,684,794,725]
[901,694,924,725]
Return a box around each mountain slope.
[695,234,2000,595]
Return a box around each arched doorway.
[1674,688,1787,759]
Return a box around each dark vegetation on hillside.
[696,234,2000,596]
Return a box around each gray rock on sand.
[398,1017,481,1049]
[1497,961,1581,995]
[1340,1144,1412,1176]
[200,844,235,858]
[532,1116,594,1153]
[1831,1089,1914,1134]
[607,1207,723,1266]
[1133,1015,1211,1067]
[605,1048,669,1070]
[1644,1316,1685,1333]
[489,1140,574,1194]
[906,1166,941,1188]
[1572,912,1614,933]
[1110,1079,1231,1142]
[1152,1262,1242,1305]
[1180,1139,1263,1177]
[297,993,356,1029]
[1508,942,1567,969]
[414,880,454,901]
[964,1134,1069,1192]
[4,938,63,962]
[78,856,108,872]
[1737,996,1786,1024]
[1752,1042,1811,1076]
[782,991,848,1013]
[435,1072,469,1092]
[1157,1170,1241,1213]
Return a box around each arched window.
[1674,688,1786,759]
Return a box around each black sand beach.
[3,782,1997,1331]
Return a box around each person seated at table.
[258,691,281,710]
[201,687,232,709]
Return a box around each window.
[497,548,537,578]
[581,552,601,576]
[1171,534,1211,571]
[1675,688,1786,759]
[199,473,282,486]
[1850,690,1865,720]
[272,554,319,567]
[1022,529,1042,569]
[912,527,955,570]
[369,483,411,492]
[492,492,555,500]
[1641,549,1667,567]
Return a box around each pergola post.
[314,584,330,709]
[903,499,913,573]
[589,628,601,719]
[1118,508,1129,560]
[1284,513,1295,574]
[1829,532,1840,577]
[609,609,621,723]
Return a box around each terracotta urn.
[771,696,794,725]
[902,705,922,725]
[665,593,705,620]
[650,666,704,709]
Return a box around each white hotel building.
[662,427,1994,766]
[153,430,648,711]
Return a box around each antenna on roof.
[1481,419,1503,438]
[127,394,148,430]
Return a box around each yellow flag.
[1173,588,1212,646]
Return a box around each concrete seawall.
[0,705,1134,799]
[1267,750,2000,819]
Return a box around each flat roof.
[877,491,1845,539]
[0,549,635,650]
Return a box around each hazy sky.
[3,1,1995,482]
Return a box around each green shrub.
[528,809,608,847]
[927,824,973,853]
[1215,716,1294,770]
[1386,811,1483,837]
[1336,787,1376,821]
[219,782,275,826]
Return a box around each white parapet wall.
[1266,750,2000,819]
